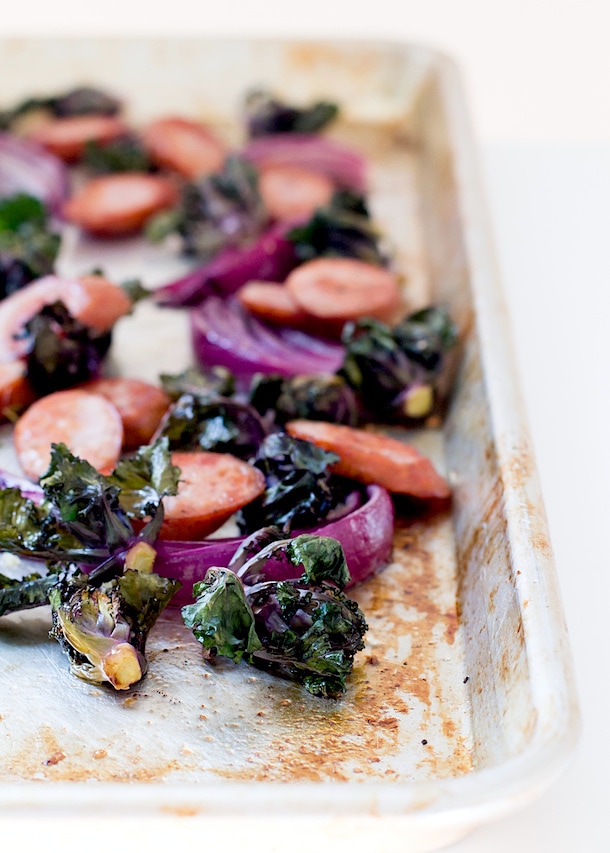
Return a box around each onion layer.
[241,134,368,194]
[155,484,394,605]
[155,223,298,307]
[191,296,344,386]
[0,132,69,215]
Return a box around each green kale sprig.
[147,156,268,259]
[248,373,359,427]
[82,136,152,174]
[236,432,342,534]
[0,439,180,585]
[0,194,61,296]
[22,301,112,395]
[0,441,182,689]
[339,307,458,421]
[182,533,367,698]
[287,190,388,266]
[244,89,339,138]
[0,563,67,618]
[155,391,269,460]
[0,86,120,130]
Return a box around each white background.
[2,2,609,851]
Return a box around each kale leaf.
[183,534,367,698]
[0,194,60,296]
[0,86,120,130]
[82,136,152,175]
[287,191,388,266]
[109,439,181,520]
[236,432,340,534]
[22,301,111,394]
[160,366,235,401]
[0,563,66,618]
[248,372,359,426]
[41,445,134,553]
[182,569,262,662]
[0,439,179,579]
[0,487,85,562]
[155,391,268,460]
[339,307,458,420]
[147,156,268,259]
[244,89,338,138]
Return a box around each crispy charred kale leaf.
[248,372,359,427]
[49,568,179,690]
[236,432,340,534]
[156,392,268,460]
[0,441,181,687]
[0,563,66,618]
[339,307,458,420]
[110,439,184,522]
[181,568,262,663]
[0,194,61,297]
[183,533,366,697]
[287,191,388,266]
[147,156,268,259]
[82,136,152,174]
[0,440,180,571]
[0,487,85,564]
[21,301,111,394]
[0,86,120,130]
[157,367,267,459]
[160,366,235,401]
[244,89,339,138]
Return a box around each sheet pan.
[0,39,579,852]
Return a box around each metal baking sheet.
[0,39,579,852]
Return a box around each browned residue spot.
[160,805,200,818]
[6,723,196,782]
[43,750,66,766]
[367,717,399,730]
[443,719,457,739]
[488,586,498,612]
[504,441,533,491]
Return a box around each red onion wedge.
[0,132,69,215]
[0,470,44,503]
[155,484,394,605]
[191,295,344,385]
[0,467,394,607]
[241,134,368,194]
[155,222,298,307]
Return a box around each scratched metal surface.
[0,39,578,850]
